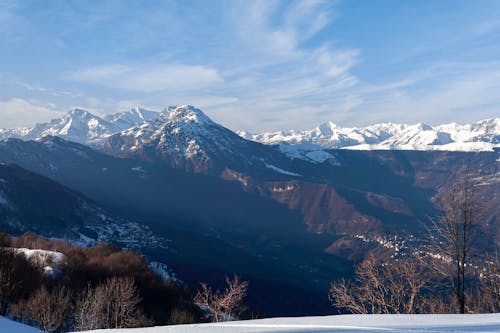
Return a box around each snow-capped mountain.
[103,107,158,130]
[32,108,119,143]
[104,105,282,172]
[1,118,499,317]
[0,107,158,145]
[239,118,500,154]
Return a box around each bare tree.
[194,275,248,322]
[13,285,71,333]
[477,251,500,313]
[0,254,20,315]
[0,249,42,315]
[74,284,98,331]
[329,253,432,314]
[74,277,150,330]
[427,167,482,313]
[0,232,10,247]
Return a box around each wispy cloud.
[65,63,223,93]
[0,98,62,127]
[54,0,360,131]
[2,1,500,131]
[11,80,82,98]
[343,61,500,126]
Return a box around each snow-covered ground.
[0,316,42,332]
[81,313,500,332]
[2,313,499,332]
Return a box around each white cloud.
[53,1,362,132]
[0,98,62,127]
[4,0,500,132]
[65,63,223,93]
[339,62,500,127]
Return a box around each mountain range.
[1,106,500,156]
[239,118,500,162]
[0,105,499,316]
[0,107,157,145]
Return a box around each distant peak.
[67,108,91,116]
[316,121,338,136]
[416,123,432,131]
[128,106,147,115]
[63,108,101,122]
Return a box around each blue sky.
[1,0,500,131]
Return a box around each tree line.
[330,169,500,314]
[0,233,204,332]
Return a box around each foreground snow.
[82,313,500,332]
[0,316,42,332]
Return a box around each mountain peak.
[104,107,158,129]
[104,105,271,173]
[316,121,339,136]
[161,105,211,125]
[66,108,93,118]
[412,122,433,131]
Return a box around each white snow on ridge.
[241,118,500,153]
[304,150,337,163]
[265,164,301,177]
[345,141,499,152]
[104,107,158,129]
[81,313,500,332]
[278,144,340,164]
[0,107,158,145]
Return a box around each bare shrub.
[329,254,432,314]
[13,285,71,333]
[0,232,10,247]
[74,277,151,330]
[0,249,42,315]
[194,275,248,322]
[476,253,500,313]
[7,233,200,327]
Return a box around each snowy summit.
[240,118,500,152]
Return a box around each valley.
[0,106,499,316]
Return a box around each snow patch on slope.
[345,141,498,152]
[265,164,301,177]
[13,248,65,276]
[278,144,340,164]
[149,261,180,283]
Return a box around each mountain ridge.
[0,107,158,145]
[104,105,290,173]
[1,105,499,156]
[238,118,500,155]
